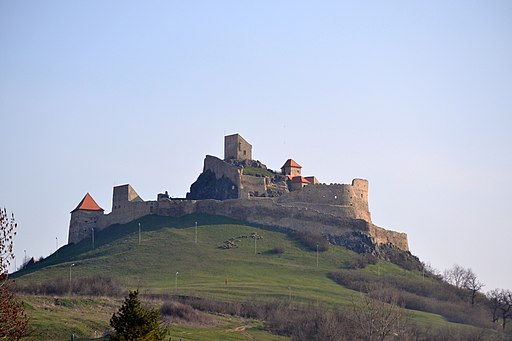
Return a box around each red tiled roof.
[281,159,302,169]
[290,176,310,184]
[305,176,319,184]
[71,193,104,213]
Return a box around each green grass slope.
[16,214,366,306]
[14,213,471,339]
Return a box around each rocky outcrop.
[327,231,419,270]
[187,170,239,200]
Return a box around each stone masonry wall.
[68,210,103,244]
[112,184,143,212]
[74,195,408,251]
[156,197,371,236]
[276,183,371,222]
[224,134,252,161]
[98,201,155,229]
[240,174,267,198]
[369,224,409,251]
[203,155,242,188]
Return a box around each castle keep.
[68,134,409,251]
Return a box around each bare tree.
[498,290,512,330]
[0,208,28,339]
[463,268,484,307]
[444,264,485,306]
[351,287,409,341]
[486,289,512,330]
[443,264,469,289]
[488,289,502,324]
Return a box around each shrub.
[341,254,377,269]
[328,270,491,328]
[293,231,329,252]
[15,275,121,297]
[266,245,286,255]
[159,301,212,325]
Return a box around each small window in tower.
[361,194,363,198]
[243,150,247,156]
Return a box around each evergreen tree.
[110,290,163,341]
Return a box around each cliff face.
[187,169,239,200]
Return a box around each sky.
[1,1,511,290]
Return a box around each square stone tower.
[112,184,143,211]
[224,134,252,161]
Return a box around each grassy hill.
[16,214,370,305]
[12,214,501,340]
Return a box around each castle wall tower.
[68,193,104,244]
[224,134,252,161]
[112,184,143,211]
[281,159,302,177]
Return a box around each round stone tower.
[68,193,104,244]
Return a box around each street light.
[254,235,257,255]
[24,249,26,266]
[316,244,319,268]
[175,271,179,295]
[138,223,141,245]
[56,237,58,253]
[195,221,197,244]
[69,263,75,294]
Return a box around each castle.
[68,134,408,251]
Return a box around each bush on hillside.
[341,254,377,269]
[15,275,121,297]
[293,231,329,252]
[266,245,286,255]
[159,301,212,325]
[328,270,491,328]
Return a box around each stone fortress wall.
[68,134,409,251]
[68,208,103,245]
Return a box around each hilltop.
[68,133,408,253]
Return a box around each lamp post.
[138,223,141,245]
[316,244,319,268]
[91,228,95,250]
[254,235,257,255]
[175,271,179,295]
[195,221,197,244]
[56,237,58,253]
[23,249,26,266]
[69,263,75,294]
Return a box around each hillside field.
[13,214,471,340]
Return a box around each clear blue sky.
[1,1,511,290]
